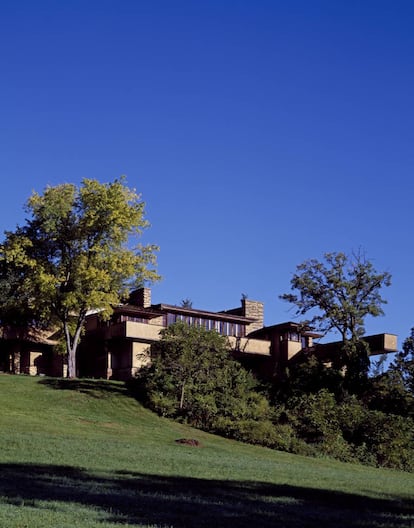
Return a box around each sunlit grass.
[0,374,413,527]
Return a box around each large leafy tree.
[0,178,159,378]
[280,252,391,386]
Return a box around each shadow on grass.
[0,463,412,527]
[38,378,128,398]
[39,377,147,405]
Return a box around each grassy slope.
[0,375,413,528]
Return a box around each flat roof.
[249,321,322,338]
[156,303,255,323]
[112,303,256,324]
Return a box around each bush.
[357,410,414,471]
[286,390,340,444]
[282,389,414,470]
[213,417,282,448]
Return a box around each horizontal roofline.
[315,333,398,352]
[110,303,256,323]
[112,305,163,319]
[249,321,322,338]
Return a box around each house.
[0,287,397,379]
[77,288,271,380]
[76,288,398,381]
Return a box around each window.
[164,312,245,337]
[166,313,177,325]
[126,315,148,323]
[288,332,300,342]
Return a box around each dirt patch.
[174,438,201,447]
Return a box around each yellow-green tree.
[0,178,159,378]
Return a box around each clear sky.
[1,1,413,349]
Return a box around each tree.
[0,255,41,327]
[368,328,414,416]
[275,354,344,401]
[280,251,391,387]
[0,178,159,378]
[140,322,272,432]
[180,298,193,309]
[398,328,414,395]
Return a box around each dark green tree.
[398,328,414,395]
[277,354,344,401]
[180,298,193,309]
[280,251,391,391]
[0,257,41,327]
[140,322,273,433]
[367,328,414,417]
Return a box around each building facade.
[0,287,398,379]
[77,288,398,381]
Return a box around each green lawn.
[0,375,413,527]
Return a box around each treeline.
[134,323,414,472]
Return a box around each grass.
[0,375,413,527]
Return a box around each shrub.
[286,390,340,444]
[283,389,414,470]
[357,410,414,471]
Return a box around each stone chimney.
[129,287,151,308]
[241,298,264,334]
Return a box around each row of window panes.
[280,331,300,342]
[165,313,245,337]
[279,332,310,349]
[115,315,149,324]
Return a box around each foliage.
[280,251,391,386]
[275,354,344,401]
[137,319,414,470]
[281,389,414,470]
[139,322,273,433]
[0,239,50,328]
[363,370,414,417]
[356,410,414,471]
[0,178,159,377]
[280,251,391,341]
[363,329,414,417]
[285,390,341,445]
[393,328,414,395]
[213,416,283,448]
[180,298,193,308]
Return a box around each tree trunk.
[179,381,186,410]
[67,345,76,379]
[64,317,85,379]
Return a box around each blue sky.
[1,1,413,349]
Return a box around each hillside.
[0,375,413,528]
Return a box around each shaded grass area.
[39,377,129,395]
[1,463,413,528]
[0,375,413,527]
